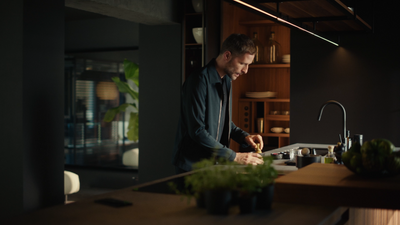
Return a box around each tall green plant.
[103,59,139,142]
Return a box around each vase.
[256,184,274,209]
[204,189,232,215]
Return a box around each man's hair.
[219,33,256,56]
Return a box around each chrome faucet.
[318,100,348,151]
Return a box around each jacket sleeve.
[182,73,236,161]
[230,121,250,148]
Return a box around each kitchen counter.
[6,172,347,225]
[274,163,400,209]
[261,143,333,175]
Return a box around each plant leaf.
[127,112,139,142]
[124,59,139,88]
[103,103,132,122]
[111,77,139,102]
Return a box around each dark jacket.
[172,59,249,171]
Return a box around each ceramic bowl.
[284,128,290,133]
[270,127,284,133]
[269,110,280,115]
[192,0,203,13]
[192,27,203,44]
[281,110,290,115]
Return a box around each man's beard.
[224,60,241,80]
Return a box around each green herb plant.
[171,155,278,202]
[103,59,139,142]
[235,156,278,195]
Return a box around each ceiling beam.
[65,0,180,25]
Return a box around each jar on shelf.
[252,32,265,64]
[265,31,281,64]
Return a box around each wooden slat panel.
[349,208,400,225]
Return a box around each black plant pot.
[238,193,257,214]
[256,184,274,209]
[195,192,206,208]
[204,189,232,215]
[230,190,239,205]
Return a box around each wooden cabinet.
[221,2,291,151]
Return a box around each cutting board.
[274,163,400,209]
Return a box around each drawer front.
[239,101,251,133]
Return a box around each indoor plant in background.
[103,59,139,142]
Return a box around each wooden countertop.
[274,163,400,209]
[6,172,347,225]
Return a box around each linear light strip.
[233,0,339,46]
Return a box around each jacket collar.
[207,58,232,84]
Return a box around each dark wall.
[138,24,182,183]
[0,0,65,218]
[290,2,400,147]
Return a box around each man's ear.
[223,51,232,61]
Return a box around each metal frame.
[225,0,373,46]
[225,0,340,46]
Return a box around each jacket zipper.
[228,82,231,140]
[216,99,222,141]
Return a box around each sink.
[299,147,328,156]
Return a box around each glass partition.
[64,57,138,169]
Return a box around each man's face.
[224,52,254,81]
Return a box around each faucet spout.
[318,100,347,150]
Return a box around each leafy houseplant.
[103,59,139,142]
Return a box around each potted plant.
[184,158,238,214]
[103,59,139,142]
[235,156,278,213]
[181,155,278,214]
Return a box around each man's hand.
[245,134,264,151]
[234,152,264,165]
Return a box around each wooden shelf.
[266,115,290,121]
[250,64,290,68]
[252,133,290,137]
[185,43,202,46]
[239,98,290,102]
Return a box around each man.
[172,33,264,173]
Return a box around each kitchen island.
[6,170,347,225]
[7,143,400,224]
